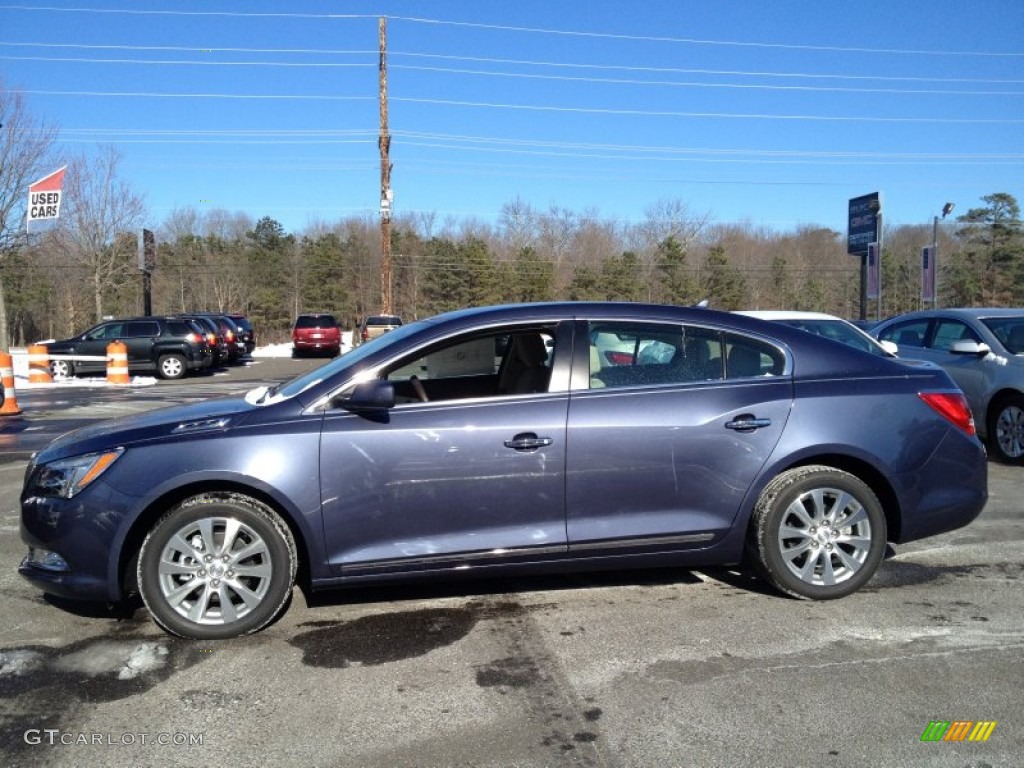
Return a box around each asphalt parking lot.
[1,362,1021,767]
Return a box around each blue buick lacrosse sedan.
[20,303,987,639]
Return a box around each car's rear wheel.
[49,358,73,378]
[989,395,1024,463]
[748,466,886,599]
[157,353,186,379]
[137,493,297,639]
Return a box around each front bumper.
[19,480,138,602]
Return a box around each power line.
[390,51,1024,85]
[392,96,1024,124]
[5,41,1021,85]
[21,89,375,102]
[0,55,375,70]
[391,15,1024,58]
[389,63,1024,97]
[3,5,1020,57]
[18,90,1022,123]
[0,4,376,20]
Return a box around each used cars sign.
[27,166,66,223]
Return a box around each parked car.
[292,313,341,357]
[177,314,229,367]
[736,311,898,356]
[227,313,256,355]
[41,316,214,380]
[358,314,402,345]
[871,307,1024,462]
[194,313,246,363]
[19,302,987,639]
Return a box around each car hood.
[34,396,258,463]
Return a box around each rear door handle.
[504,433,553,451]
[725,415,772,432]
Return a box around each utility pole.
[378,17,393,314]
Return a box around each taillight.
[919,391,976,436]
[225,330,235,341]
[206,333,217,344]
[186,332,202,343]
[606,351,634,366]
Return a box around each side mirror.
[950,340,990,356]
[879,340,899,355]
[342,380,395,411]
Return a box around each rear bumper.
[293,339,340,351]
[896,430,988,543]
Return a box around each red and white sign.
[27,166,67,223]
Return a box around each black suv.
[178,314,231,367]
[194,313,246,363]
[227,313,256,355]
[44,317,214,380]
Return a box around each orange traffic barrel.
[27,344,53,384]
[106,340,130,385]
[0,351,21,415]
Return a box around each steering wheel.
[410,375,429,403]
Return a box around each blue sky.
[3,0,1022,238]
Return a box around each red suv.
[292,313,341,357]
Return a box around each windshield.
[271,318,430,401]
[295,315,337,329]
[981,316,1024,354]
[776,319,891,356]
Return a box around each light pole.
[930,202,955,307]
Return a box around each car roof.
[735,310,844,322]
[877,307,1024,325]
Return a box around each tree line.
[2,85,1022,349]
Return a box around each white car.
[736,311,898,357]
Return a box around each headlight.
[26,448,124,499]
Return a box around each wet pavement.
[0,371,1022,767]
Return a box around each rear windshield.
[295,315,338,329]
[366,316,401,327]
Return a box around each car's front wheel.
[137,493,298,639]
[50,358,73,378]
[157,353,186,379]
[989,395,1024,463]
[748,466,886,599]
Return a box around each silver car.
[872,308,1024,463]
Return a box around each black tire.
[137,493,297,639]
[748,466,886,600]
[988,394,1024,464]
[157,353,187,380]
[50,359,74,378]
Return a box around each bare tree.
[54,146,146,322]
[498,197,539,257]
[0,83,58,350]
[630,198,712,254]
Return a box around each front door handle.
[504,433,553,451]
[725,415,772,432]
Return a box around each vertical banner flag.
[867,242,880,300]
[921,245,936,303]
[27,166,67,223]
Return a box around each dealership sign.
[848,192,881,256]
[27,166,67,223]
